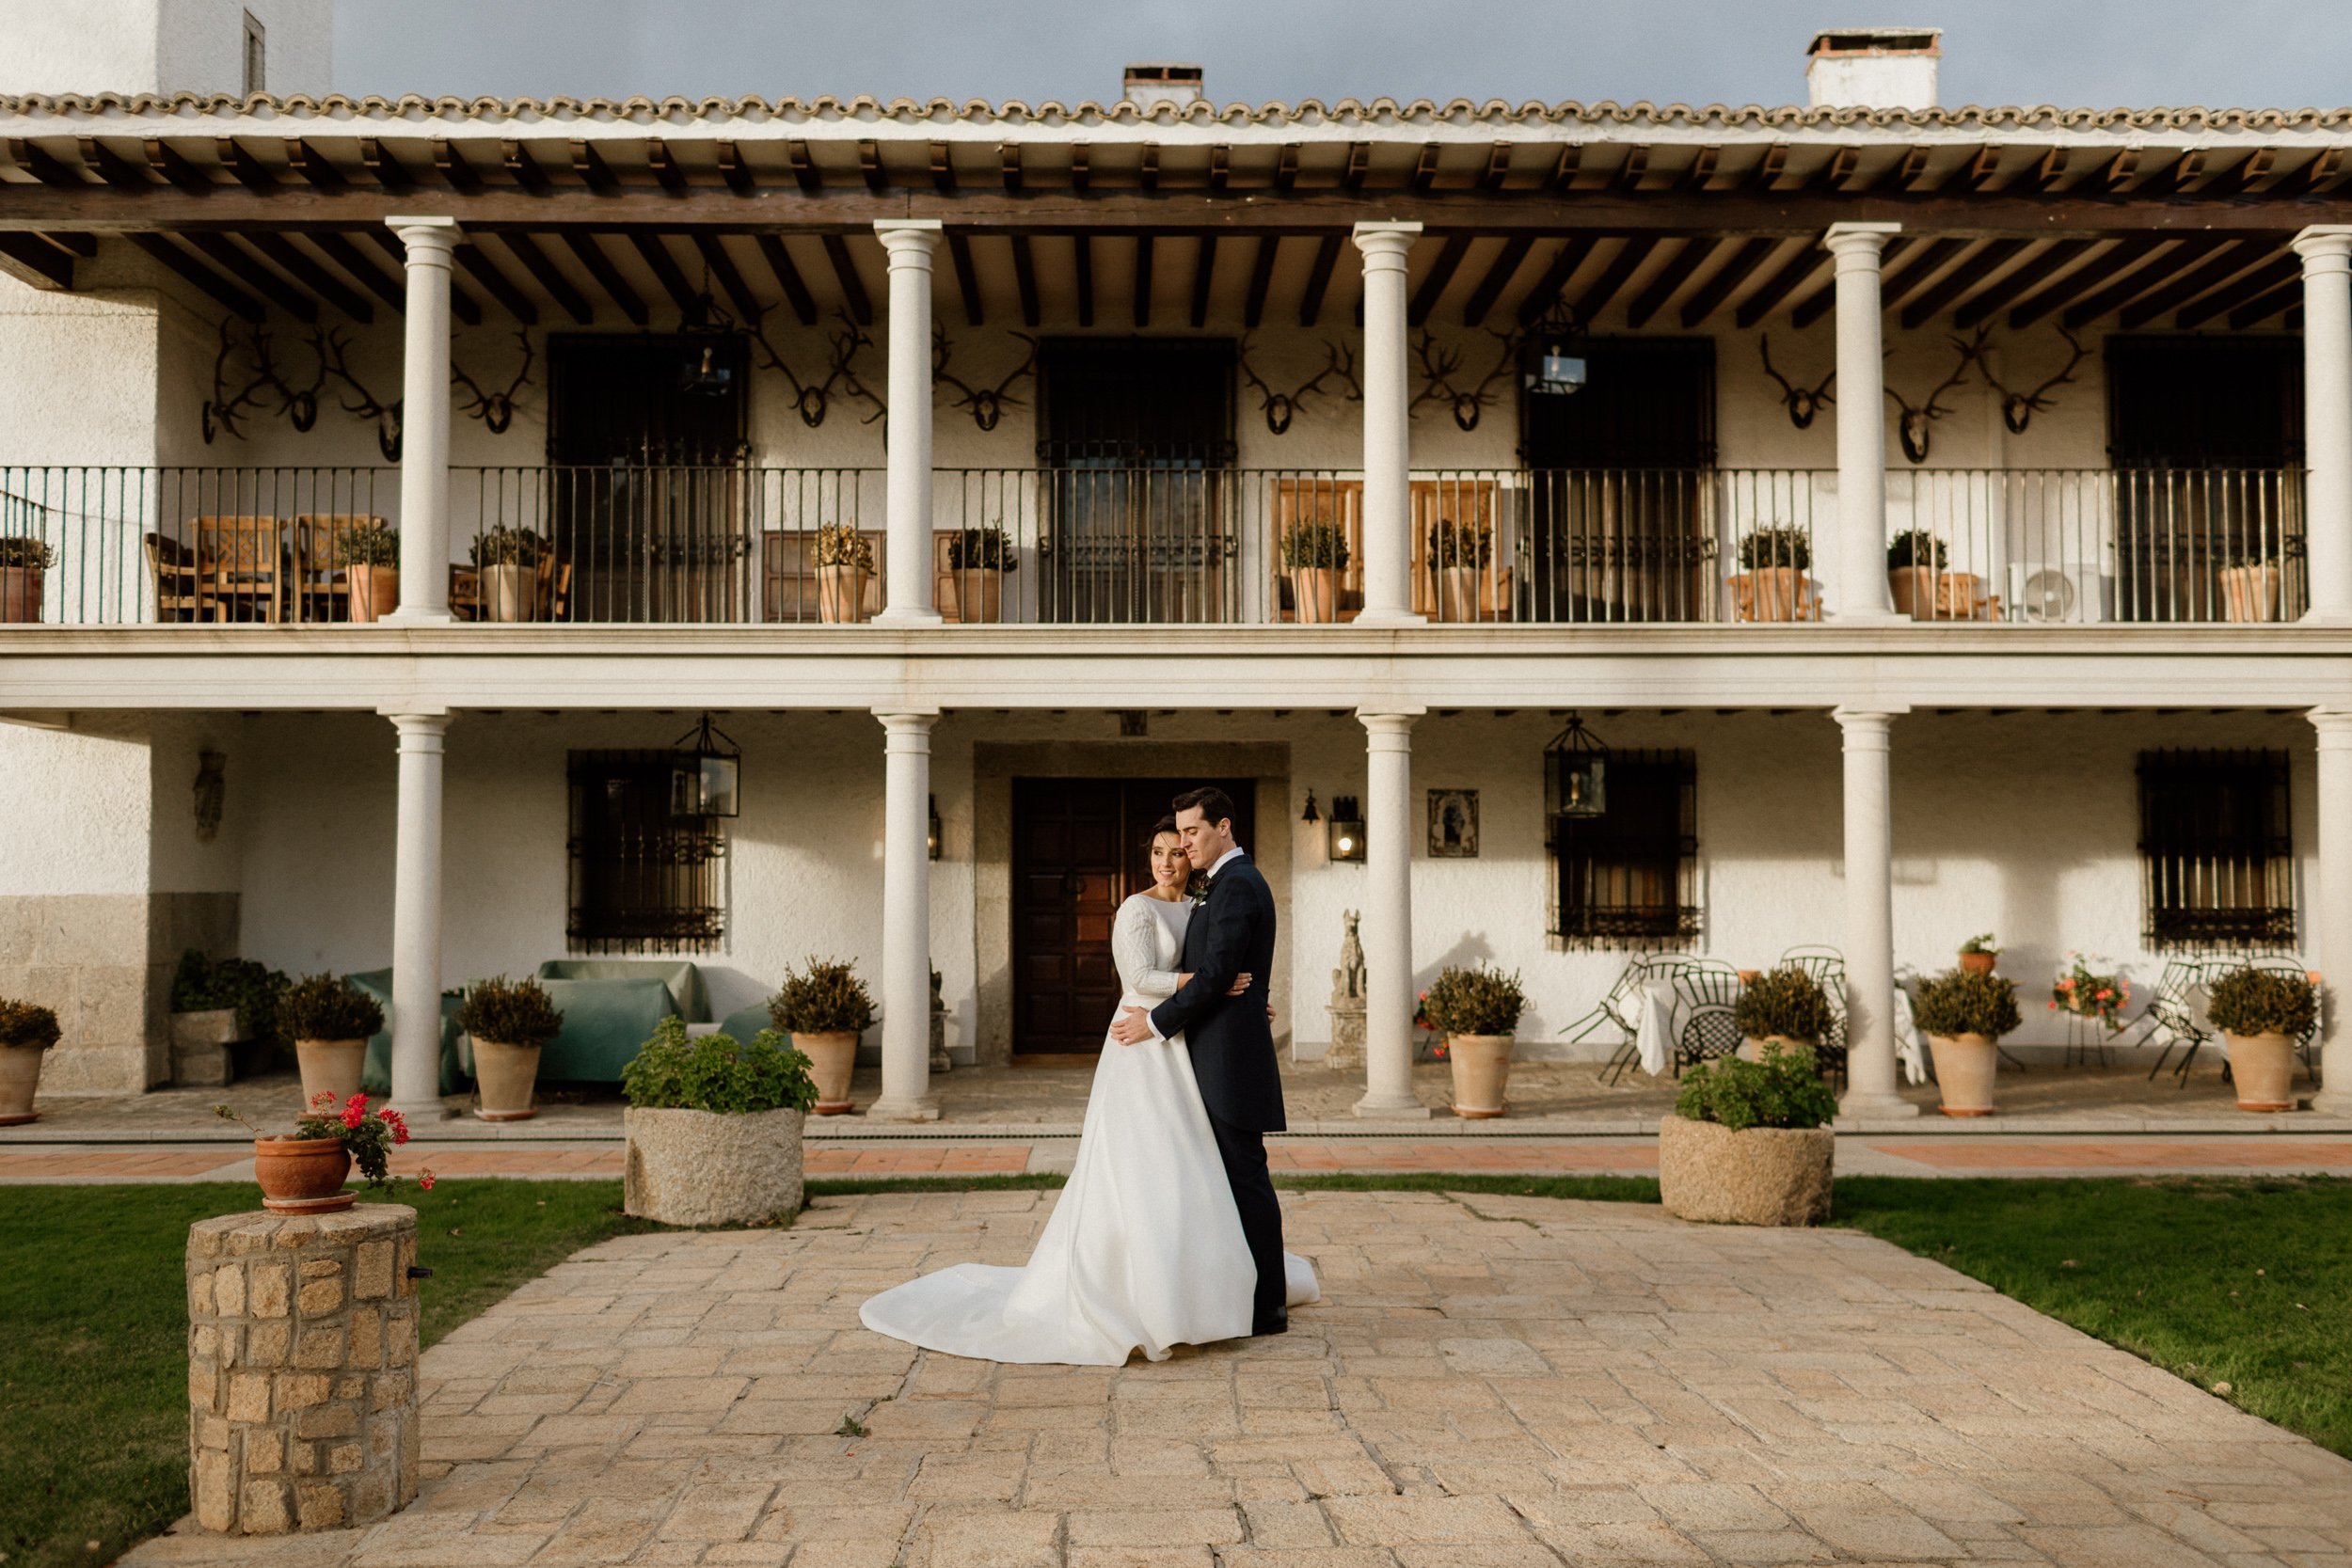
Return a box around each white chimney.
[1122,62,1204,110]
[1805,27,1941,110]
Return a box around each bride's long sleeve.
[1112,898,1184,998]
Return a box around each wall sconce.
[1327,794,1365,863]
[928,794,943,860]
[1300,789,1321,825]
[668,713,740,818]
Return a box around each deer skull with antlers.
[312,325,404,462]
[451,330,535,436]
[1236,335,1362,435]
[1979,326,2089,435]
[1408,327,1521,434]
[931,327,1039,432]
[1885,325,1988,465]
[744,308,882,428]
[1758,334,1836,430]
[201,318,326,443]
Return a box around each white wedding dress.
[859,891,1319,1365]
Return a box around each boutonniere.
[1189,877,1213,908]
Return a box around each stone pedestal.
[185,1206,421,1535]
[169,1008,240,1087]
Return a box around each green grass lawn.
[6,1171,2347,1567]
[0,1181,663,1568]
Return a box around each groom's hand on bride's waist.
[1110,1006,1155,1046]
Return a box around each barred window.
[2137,749,2294,950]
[1549,750,1699,948]
[566,752,726,953]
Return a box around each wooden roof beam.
[1549,145,1580,189]
[1070,144,1090,192]
[857,140,885,194]
[2306,149,2347,191]
[1298,231,1341,326]
[2035,148,2070,191]
[1963,145,2003,192]
[77,137,151,189]
[2175,254,2299,328]
[310,231,405,313]
[1625,238,1714,328]
[2223,149,2279,194]
[283,138,345,194]
[2007,236,2171,326]
[500,231,593,324]
[1615,145,1650,191]
[1876,236,1968,311]
[2228,278,2302,329]
[1899,239,2028,328]
[2098,239,2269,328]
[569,139,618,196]
[1480,142,1512,191]
[1682,145,1722,191]
[1459,234,1532,325]
[787,140,819,193]
[1074,232,1094,327]
[1275,144,1298,192]
[501,139,550,197]
[1001,143,1025,194]
[751,232,817,325]
[1412,143,1440,192]
[718,140,756,197]
[1138,144,1158,193]
[1244,235,1279,328]
[647,140,690,197]
[1189,233,1216,327]
[1133,233,1152,326]
[0,232,72,290]
[1570,236,1658,319]
[1954,239,2092,327]
[558,231,646,326]
[946,230,982,325]
[1010,232,1040,327]
[1677,235,1777,327]
[691,232,760,321]
[358,138,411,194]
[821,233,872,324]
[144,137,212,194]
[246,231,373,320]
[929,141,956,196]
[7,137,83,188]
[1514,234,1598,325]
[1811,146,1860,192]
[431,139,481,194]
[214,137,277,194]
[1210,146,1231,193]
[454,245,537,324]
[1732,244,1828,328]
[1742,142,1790,192]
[628,230,700,315]
[1343,142,1369,192]
[126,233,258,319]
[1406,232,1470,325]
[183,232,316,320]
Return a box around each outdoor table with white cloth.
[1632,974,1928,1083]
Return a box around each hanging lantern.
[668,712,741,818]
[1524,300,1589,397]
[1327,794,1366,863]
[1546,714,1609,819]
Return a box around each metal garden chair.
[2129,958,2215,1084]
[1669,963,1745,1078]
[1559,954,1676,1085]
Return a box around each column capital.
[1358,707,1426,736]
[1823,221,1901,259]
[1831,705,1907,736]
[384,214,462,259]
[876,708,941,733]
[2312,707,2352,741]
[2294,225,2352,264]
[1351,221,1422,264]
[874,219,946,261]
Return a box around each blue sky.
[334,0,2352,111]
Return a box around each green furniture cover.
[348,969,470,1098]
[533,977,683,1082]
[533,960,711,1023]
[718,1002,774,1041]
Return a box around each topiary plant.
[1886,529,1947,570]
[469,526,547,568]
[946,526,1019,573]
[1279,521,1351,572]
[1959,932,2001,956]
[279,974,386,1042]
[622,1016,819,1115]
[1673,1042,1836,1132]
[1426,516,1493,569]
[815,523,873,571]
[770,957,876,1035]
[0,999,62,1050]
[1420,964,1526,1037]
[333,520,399,568]
[456,975,564,1049]
[170,950,291,1046]
[2205,967,2318,1038]
[1738,526,1811,572]
[1913,969,2024,1039]
[1732,967,1834,1044]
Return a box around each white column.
[1355,708,1431,1118]
[1825,222,1903,624]
[874,220,946,626]
[383,711,452,1119]
[2311,709,2352,1114]
[1351,222,1425,628]
[870,709,941,1120]
[2296,228,2352,625]
[1834,706,1917,1120]
[383,216,460,626]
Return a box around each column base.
[1835,1089,1921,1121]
[380,608,454,627]
[379,1100,455,1122]
[2307,1076,2352,1117]
[865,1097,942,1122]
[873,607,946,627]
[1351,609,1426,629]
[1352,1092,1433,1120]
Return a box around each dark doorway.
[1035,338,1239,623]
[1011,776,1257,1055]
[543,333,752,622]
[1520,339,1717,623]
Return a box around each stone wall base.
[0,891,237,1092]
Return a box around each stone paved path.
[125,1189,2352,1568]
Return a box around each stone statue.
[929,966,951,1074]
[1326,909,1367,1071]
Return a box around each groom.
[1110,785,1289,1335]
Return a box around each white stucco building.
[3,11,2349,1122]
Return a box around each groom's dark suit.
[1149,850,1288,1331]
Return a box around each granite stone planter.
[1658,1114,1834,1227]
[624,1104,805,1226]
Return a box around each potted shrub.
[1912,968,2023,1117]
[169,950,290,1082]
[1732,966,1834,1060]
[1886,529,1947,621]
[1426,516,1492,624]
[456,975,564,1121]
[0,536,54,623]
[621,1016,819,1224]
[770,956,875,1114]
[2219,549,2282,624]
[281,973,386,1110]
[815,524,873,625]
[944,525,1017,624]
[215,1092,434,1214]
[1422,963,1526,1117]
[1659,1042,1837,1226]
[1958,933,1999,975]
[1734,526,1810,622]
[470,526,547,623]
[2205,967,2317,1112]
[2050,951,2131,1033]
[335,520,401,623]
[1280,520,1351,625]
[0,999,61,1125]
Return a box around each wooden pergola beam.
[1406,233,1471,325]
[719,140,757,197]
[691,231,760,323]
[78,137,152,190]
[214,138,278,195]
[1570,236,1658,318]
[1876,237,1967,312]
[454,245,538,324]
[183,232,317,320]
[559,231,646,326]
[2174,254,2299,329]
[2006,236,2173,326]
[1074,232,1094,327]
[501,140,550,197]
[1732,242,1827,328]
[1677,235,1778,327]
[1624,238,1714,329]
[431,139,482,195]
[1133,233,1152,326]
[570,139,619,196]
[2104,239,2273,329]
[1953,239,2091,327]
[283,139,346,195]
[1458,234,1532,325]
[751,232,817,325]
[2228,278,2302,329]
[1899,238,2028,328]
[647,140,690,198]
[946,230,983,325]
[246,231,373,320]
[1189,234,1216,327]
[311,230,405,314]
[0,232,72,289]
[1298,232,1342,326]
[628,230,700,315]
[1513,234,1598,325]
[501,231,592,324]
[1011,232,1041,327]
[126,232,260,320]
[358,139,411,194]
[1244,235,1278,328]
[820,233,872,324]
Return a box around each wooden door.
[1011,776,1257,1054]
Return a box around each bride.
[860,816,1319,1365]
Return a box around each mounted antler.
[314,325,404,462]
[1885,324,1988,465]
[744,307,880,428]
[201,319,325,442]
[1979,326,2088,435]
[1407,327,1521,433]
[1758,334,1835,430]
[931,327,1038,432]
[451,330,534,436]
[1237,335,1362,435]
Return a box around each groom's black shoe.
[1253,1315,1288,1336]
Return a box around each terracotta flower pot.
[944,566,1003,625]
[1888,565,1937,620]
[1958,952,1996,975]
[1737,566,1807,623]
[1292,566,1341,625]
[346,563,400,623]
[2221,563,2280,624]
[1437,565,1481,624]
[817,565,869,625]
[472,1037,541,1121]
[1445,1033,1514,1118]
[295,1038,368,1111]
[795,1029,861,1114]
[1927,1032,1999,1116]
[483,562,539,623]
[0,564,43,623]
[0,1042,44,1125]
[252,1136,354,1214]
[1739,1034,1810,1064]
[2226,1030,2296,1112]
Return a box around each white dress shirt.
[1144,847,1248,1039]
